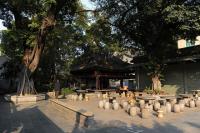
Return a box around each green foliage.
[94,0,199,53]
[61,87,74,95]
[0,0,84,91]
[35,83,54,93]
[162,85,180,95]
[0,59,21,80]
[144,87,165,95]
[163,4,200,38]
[80,83,87,89]
[0,30,24,58]
[72,16,125,65]
[144,87,153,94]
[144,58,166,80]
[154,89,165,95]
[93,0,200,85]
[33,21,86,88]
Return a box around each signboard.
[177,39,186,49]
[109,80,120,87]
[195,36,200,45]
[178,36,200,49]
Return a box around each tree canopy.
[0,0,125,92]
[1,0,199,92]
[0,0,85,94]
[92,0,200,89]
[93,0,200,57]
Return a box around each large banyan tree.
[93,0,200,90]
[0,0,82,95]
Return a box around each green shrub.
[144,87,153,94]
[80,84,87,89]
[144,87,166,95]
[154,89,162,94]
[162,85,181,94]
[61,87,74,95]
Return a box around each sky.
[0,20,7,30]
[0,0,95,31]
[80,0,96,10]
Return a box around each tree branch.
[75,9,99,13]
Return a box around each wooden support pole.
[183,62,187,93]
[120,79,123,88]
[136,67,140,90]
[96,76,100,90]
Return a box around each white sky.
[80,0,95,10]
[0,0,95,31]
[0,20,7,30]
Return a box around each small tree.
[145,59,166,90]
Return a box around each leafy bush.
[80,84,87,89]
[154,89,166,95]
[144,87,166,95]
[144,87,153,94]
[61,87,74,95]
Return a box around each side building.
[132,45,200,94]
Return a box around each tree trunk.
[151,75,161,90]
[15,0,70,95]
[29,15,56,73]
[17,66,37,95]
[17,15,56,95]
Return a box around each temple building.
[70,53,135,90]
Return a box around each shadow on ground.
[72,119,184,133]
[0,96,64,133]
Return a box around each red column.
[96,76,100,90]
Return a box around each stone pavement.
[0,96,76,133]
[76,109,200,133]
[0,96,200,133]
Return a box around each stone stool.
[184,98,190,107]
[190,100,195,108]
[113,102,119,110]
[160,105,167,115]
[154,102,160,111]
[85,95,89,101]
[125,104,131,113]
[104,102,110,110]
[173,104,180,113]
[195,100,200,107]
[139,100,145,109]
[121,92,126,98]
[97,93,101,98]
[122,101,128,109]
[72,95,78,101]
[157,110,164,118]
[98,100,104,109]
[129,107,137,117]
[141,108,151,119]
[166,102,172,113]
[78,94,83,101]
[179,103,185,112]
[102,94,107,99]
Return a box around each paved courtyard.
[59,96,200,125]
[0,96,200,133]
